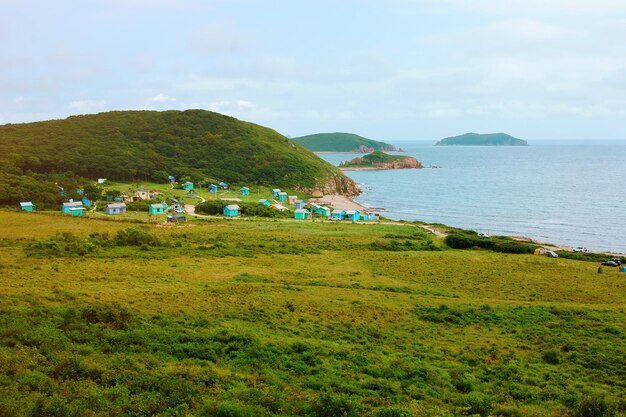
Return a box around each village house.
[258,199,271,207]
[19,202,34,212]
[208,184,218,193]
[182,181,194,191]
[271,189,281,198]
[287,195,298,205]
[149,203,168,215]
[133,190,150,201]
[223,205,240,217]
[219,182,229,189]
[315,206,331,217]
[345,210,361,222]
[294,200,306,210]
[331,209,346,220]
[106,203,126,215]
[294,208,311,220]
[240,187,250,196]
[62,201,83,213]
[168,175,175,183]
[82,196,92,207]
[277,192,288,202]
[69,207,86,217]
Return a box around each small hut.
[331,210,346,220]
[149,203,168,215]
[182,182,194,191]
[19,202,34,212]
[219,181,229,189]
[240,187,250,196]
[277,192,288,202]
[223,205,240,217]
[208,184,218,193]
[294,209,311,220]
[345,210,360,221]
[167,213,186,223]
[294,200,306,210]
[168,175,176,183]
[258,199,271,207]
[62,201,83,213]
[287,196,298,204]
[106,203,126,215]
[271,189,281,198]
[69,207,86,217]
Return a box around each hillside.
[1,211,624,416]
[293,132,399,152]
[436,133,528,146]
[339,151,423,170]
[0,110,358,207]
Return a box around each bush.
[444,233,482,249]
[114,227,160,246]
[374,406,412,417]
[574,396,616,417]
[81,303,133,329]
[308,393,361,417]
[463,392,494,416]
[196,200,224,215]
[542,349,561,365]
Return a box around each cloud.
[151,93,175,103]
[69,99,106,113]
[189,21,255,53]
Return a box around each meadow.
[0,211,624,417]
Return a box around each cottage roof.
[345,210,358,215]
[20,202,33,207]
[278,191,287,196]
[69,207,85,211]
[107,203,126,208]
[150,203,168,208]
[241,186,250,190]
[219,181,228,186]
[331,210,345,215]
[271,203,286,211]
[272,188,281,192]
[294,209,310,213]
[63,201,83,207]
[258,199,268,203]
[288,195,297,199]
[225,205,240,210]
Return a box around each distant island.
[339,151,423,171]
[435,133,528,146]
[293,132,400,153]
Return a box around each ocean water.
[318,140,626,253]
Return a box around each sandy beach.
[314,194,381,212]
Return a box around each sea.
[318,140,626,254]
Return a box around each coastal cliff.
[339,151,424,171]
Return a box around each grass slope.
[293,132,397,152]
[0,211,624,417]
[0,110,355,207]
[436,133,528,146]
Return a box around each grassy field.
[0,211,624,417]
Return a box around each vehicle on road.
[573,247,588,253]
[601,261,619,267]
[545,251,559,258]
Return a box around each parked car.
[573,247,588,253]
[545,251,559,258]
[608,258,622,266]
[478,233,490,238]
[601,261,619,267]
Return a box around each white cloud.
[151,93,175,103]
[68,99,106,113]
[189,21,255,53]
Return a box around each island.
[339,151,423,170]
[435,132,528,146]
[293,132,400,153]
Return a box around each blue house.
[208,184,218,193]
[271,189,281,198]
[315,206,331,217]
[62,201,83,213]
[331,210,346,220]
[223,204,240,217]
[219,181,229,189]
[240,187,250,196]
[277,192,287,201]
[20,202,34,212]
[168,175,176,183]
[258,199,271,207]
[149,203,168,215]
[294,200,306,210]
[106,203,126,215]
[182,181,194,191]
[345,210,360,221]
[82,196,92,207]
[69,207,85,217]
[294,209,311,220]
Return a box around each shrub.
[463,392,494,416]
[114,227,160,246]
[542,349,561,365]
[196,200,224,215]
[374,406,412,417]
[574,396,616,417]
[444,233,481,249]
[81,303,133,329]
[308,392,361,417]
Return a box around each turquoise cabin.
[345,210,360,221]
[82,197,91,207]
[316,206,331,217]
[223,204,240,217]
[69,207,85,217]
[271,189,281,198]
[331,210,346,220]
[240,187,250,196]
[360,213,369,221]
[294,209,311,220]
[219,181,229,189]
[182,181,194,191]
[62,201,83,213]
[258,199,271,207]
[277,192,287,201]
[20,202,34,212]
[149,203,168,214]
[168,175,175,183]
[209,184,218,193]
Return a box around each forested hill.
[293,132,398,152]
[435,133,528,146]
[0,110,358,206]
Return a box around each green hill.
[293,132,398,152]
[0,110,358,208]
[340,151,423,169]
[436,133,528,146]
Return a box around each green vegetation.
[293,132,399,152]
[339,151,422,169]
[1,211,625,416]
[0,110,357,209]
[444,230,539,254]
[436,133,528,146]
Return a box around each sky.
[2,0,626,140]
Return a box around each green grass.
[0,211,624,417]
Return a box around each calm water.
[319,140,626,253]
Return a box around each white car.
[573,247,588,253]
[478,233,490,238]
[545,251,559,258]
